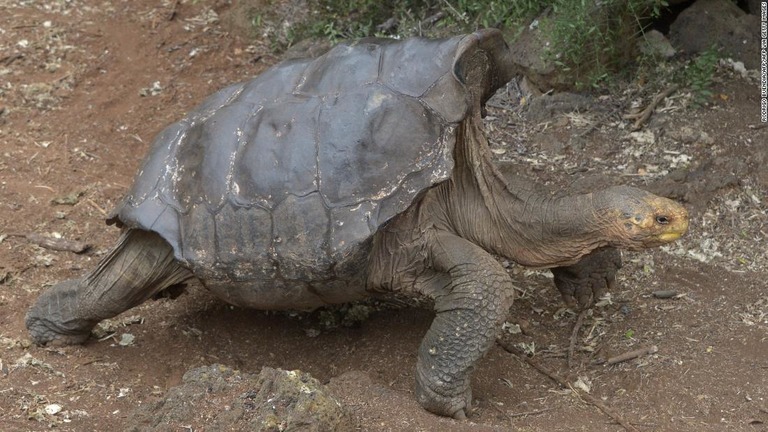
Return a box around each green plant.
[544,0,668,89]
[307,0,423,39]
[678,45,720,106]
[293,0,549,42]
[247,0,672,90]
[440,0,546,29]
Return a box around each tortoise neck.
[444,116,610,267]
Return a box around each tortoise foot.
[25,279,97,346]
[415,363,472,419]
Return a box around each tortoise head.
[452,29,517,106]
[597,186,689,250]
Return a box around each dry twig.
[627,85,679,131]
[567,309,589,368]
[606,345,658,366]
[508,407,552,418]
[86,198,107,215]
[6,233,90,253]
[489,402,553,423]
[166,0,180,21]
[578,99,632,138]
[497,339,640,432]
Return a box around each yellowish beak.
[658,231,684,242]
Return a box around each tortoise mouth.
[657,231,684,242]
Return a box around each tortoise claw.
[552,248,622,309]
[25,279,97,346]
[415,362,473,419]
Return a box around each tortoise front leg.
[416,232,515,419]
[26,229,192,345]
[551,247,622,309]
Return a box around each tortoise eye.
[655,215,670,225]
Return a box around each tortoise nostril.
[656,215,670,225]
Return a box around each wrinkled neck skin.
[433,114,611,268]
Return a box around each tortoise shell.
[109,29,512,298]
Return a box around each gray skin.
[26,29,689,419]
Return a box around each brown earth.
[1,1,767,431]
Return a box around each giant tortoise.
[26,29,688,418]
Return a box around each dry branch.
[578,100,631,138]
[498,339,640,432]
[567,309,589,368]
[628,85,678,131]
[606,345,658,365]
[489,403,552,424]
[8,233,90,253]
[27,233,90,253]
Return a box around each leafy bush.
[247,0,671,89]
[543,0,668,88]
[676,45,720,106]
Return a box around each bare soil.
[1,1,766,431]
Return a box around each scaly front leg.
[551,247,622,309]
[415,232,515,418]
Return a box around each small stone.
[674,126,699,144]
[44,404,62,415]
[629,130,655,145]
[573,376,591,393]
[652,290,678,299]
[118,333,135,346]
[639,30,676,58]
[139,81,163,97]
[502,322,522,334]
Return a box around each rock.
[282,37,334,60]
[671,126,699,144]
[523,92,593,124]
[746,0,762,14]
[126,365,352,432]
[638,30,676,59]
[649,160,740,205]
[720,58,752,79]
[669,0,760,69]
[629,130,656,145]
[507,15,570,91]
[669,126,715,145]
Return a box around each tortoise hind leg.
[26,229,193,346]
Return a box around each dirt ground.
[1,1,766,431]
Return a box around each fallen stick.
[579,100,631,138]
[497,339,640,432]
[27,233,90,253]
[508,407,553,418]
[578,85,642,138]
[567,309,588,368]
[86,198,107,215]
[630,85,679,131]
[166,0,180,21]
[6,233,90,253]
[606,345,658,366]
[488,403,552,424]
